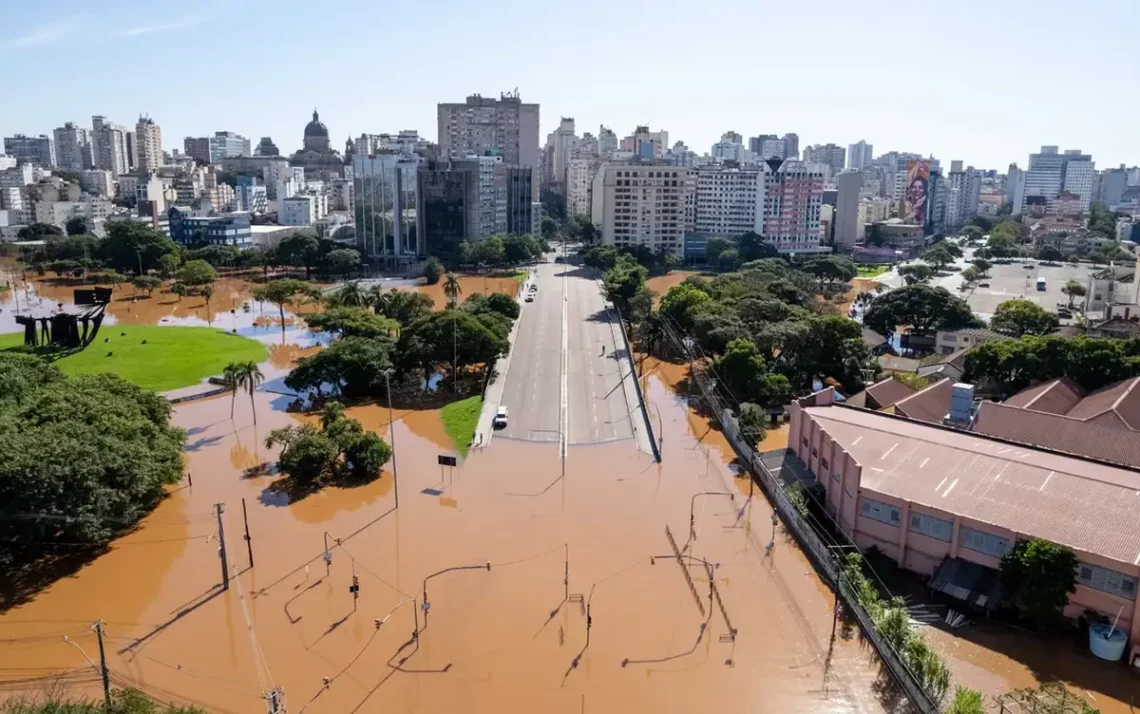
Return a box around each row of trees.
[963,334,1140,394]
[279,277,517,402]
[266,401,392,489]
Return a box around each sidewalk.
[471,271,532,450]
[601,291,655,457]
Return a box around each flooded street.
[0,357,896,713]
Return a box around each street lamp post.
[383,369,400,508]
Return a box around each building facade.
[1020,146,1095,215]
[183,137,212,164]
[353,153,420,259]
[760,159,825,254]
[598,164,687,258]
[91,117,129,176]
[848,140,873,170]
[437,92,539,195]
[566,156,600,218]
[134,117,163,172]
[694,165,762,236]
[53,123,90,171]
[210,131,251,160]
[834,171,863,249]
[167,206,251,246]
[80,170,114,198]
[802,143,847,177]
[3,135,55,167]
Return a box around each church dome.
[304,109,328,138]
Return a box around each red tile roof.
[804,405,1140,565]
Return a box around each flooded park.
[0,262,1135,713]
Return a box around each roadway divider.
[612,304,661,462]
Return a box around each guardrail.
[612,305,661,463]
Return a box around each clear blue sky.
[2,0,1137,170]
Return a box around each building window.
[860,497,900,527]
[1079,563,1137,600]
[959,526,1010,558]
[909,512,952,542]
[801,437,808,447]
[821,458,829,471]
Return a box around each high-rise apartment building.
[210,132,251,160]
[91,117,129,176]
[781,133,799,161]
[598,126,618,158]
[1099,166,1129,208]
[184,137,212,163]
[135,117,163,171]
[759,159,824,254]
[437,92,540,195]
[53,123,90,170]
[546,117,577,191]
[847,140,873,170]
[1005,164,1026,214]
[691,159,826,254]
[749,135,777,156]
[1019,146,1095,214]
[598,164,688,258]
[802,144,847,177]
[566,156,601,218]
[946,167,982,228]
[760,137,786,160]
[694,165,762,236]
[834,171,863,249]
[3,135,55,167]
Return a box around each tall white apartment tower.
[134,117,163,172]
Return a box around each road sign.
[438,455,458,467]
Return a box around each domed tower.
[344,136,355,164]
[303,109,330,153]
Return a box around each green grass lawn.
[856,265,889,277]
[0,324,267,392]
[440,395,482,457]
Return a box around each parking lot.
[958,260,1098,319]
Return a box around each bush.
[422,257,445,285]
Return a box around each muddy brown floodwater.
[412,273,525,309]
[0,349,903,713]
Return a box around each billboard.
[903,160,930,225]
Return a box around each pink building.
[788,389,1140,651]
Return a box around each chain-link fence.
[672,331,941,714]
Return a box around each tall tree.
[1001,538,1078,628]
[442,273,462,308]
[324,248,361,279]
[174,259,217,288]
[898,263,935,285]
[223,362,240,419]
[100,222,178,274]
[233,361,265,424]
[330,280,367,308]
[989,299,1059,337]
[276,233,322,279]
[1061,279,1086,308]
[863,284,980,340]
[252,279,320,333]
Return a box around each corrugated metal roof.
[1004,377,1085,414]
[973,401,1140,470]
[893,378,953,425]
[805,405,1140,566]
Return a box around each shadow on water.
[0,545,109,612]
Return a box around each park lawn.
[440,395,482,457]
[856,265,889,277]
[0,325,267,393]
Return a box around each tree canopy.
[963,334,1140,393]
[898,263,934,285]
[863,284,980,339]
[101,222,178,275]
[1001,539,1078,629]
[266,401,391,488]
[174,259,217,287]
[0,355,185,547]
[989,299,1059,337]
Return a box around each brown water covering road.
[412,273,524,309]
[0,361,900,712]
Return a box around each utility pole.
[384,369,399,507]
[215,503,230,590]
[241,497,254,568]
[93,620,110,708]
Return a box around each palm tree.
[223,363,240,419]
[334,280,366,307]
[442,273,461,308]
[233,361,265,424]
[202,284,214,323]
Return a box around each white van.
[493,406,508,428]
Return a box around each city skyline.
[1,0,1138,171]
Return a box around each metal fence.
[673,333,941,714]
